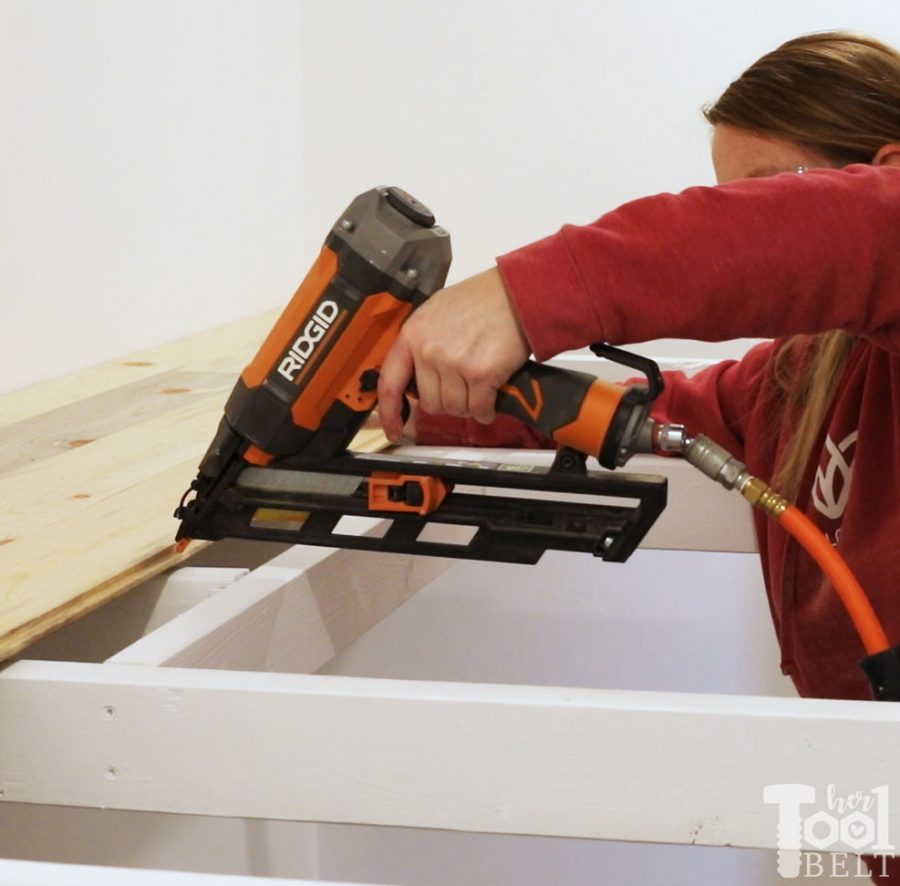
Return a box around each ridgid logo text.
[764,783,894,879]
[277,300,341,383]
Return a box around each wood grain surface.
[0,310,388,661]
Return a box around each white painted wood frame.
[2,659,900,853]
[0,859,386,886]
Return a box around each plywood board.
[0,312,388,661]
[0,310,279,429]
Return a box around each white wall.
[0,0,306,394]
[294,0,900,361]
[4,1,900,395]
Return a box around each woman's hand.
[377,267,530,441]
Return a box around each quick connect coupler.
[682,434,788,517]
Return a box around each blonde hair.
[703,31,900,501]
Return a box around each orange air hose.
[677,431,891,660]
[777,504,890,656]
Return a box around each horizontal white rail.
[1,660,896,850]
[0,858,385,886]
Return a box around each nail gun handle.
[496,360,654,469]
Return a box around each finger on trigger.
[377,339,414,440]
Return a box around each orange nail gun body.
[176,187,666,563]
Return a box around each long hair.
[703,32,900,501]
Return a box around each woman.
[378,31,900,877]
[377,31,900,716]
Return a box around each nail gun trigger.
[359,369,380,392]
[359,369,411,424]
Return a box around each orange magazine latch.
[368,473,452,516]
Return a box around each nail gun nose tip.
[175,538,191,554]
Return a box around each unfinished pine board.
[0,311,388,661]
[3,659,900,849]
[0,370,232,474]
[0,310,279,428]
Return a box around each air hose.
[650,424,900,701]
[776,505,888,655]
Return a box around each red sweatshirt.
[417,165,900,704]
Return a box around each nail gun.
[174,187,667,563]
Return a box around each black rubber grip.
[495,361,597,441]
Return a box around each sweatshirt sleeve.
[496,165,900,361]
[647,341,776,462]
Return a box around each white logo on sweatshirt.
[812,430,858,521]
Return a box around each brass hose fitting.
[740,476,789,518]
